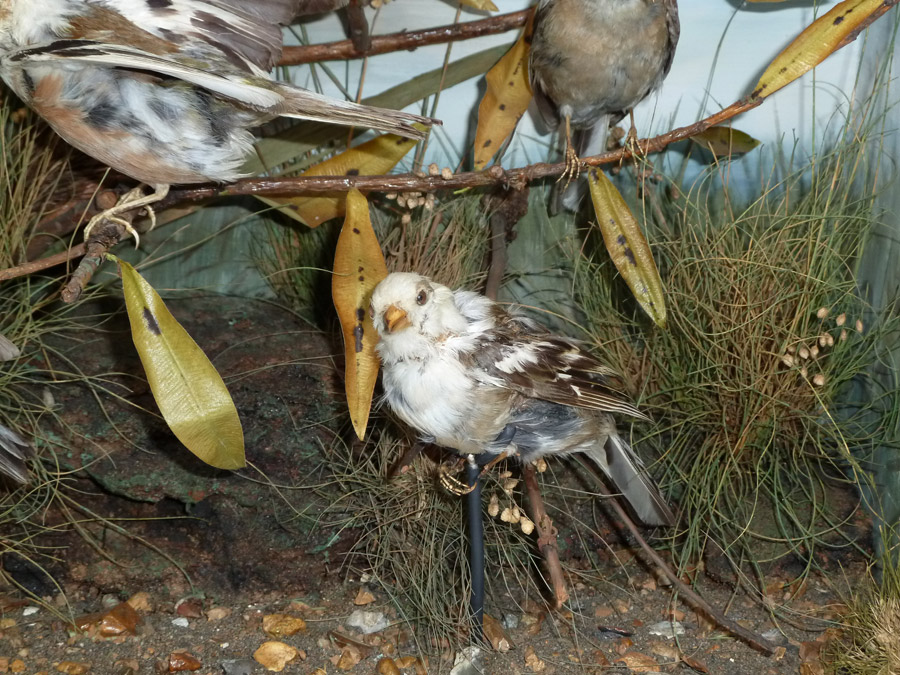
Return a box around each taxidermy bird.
[0,0,435,243]
[370,272,674,527]
[529,0,680,211]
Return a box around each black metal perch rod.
[465,455,485,644]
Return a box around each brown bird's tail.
[277,85,438,140]
[584,432,674,527]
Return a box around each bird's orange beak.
[383,305,411,333]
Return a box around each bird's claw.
[83,184,167,249]
[557,145,582,190]
[438,459,477,496]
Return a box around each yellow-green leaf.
[259,127,422,228]
[117,259,245,470]
[473,13,534,170]
[752,0,889,99]
[460,0,498,10]
[332,190,388,440]
[588,170,666,327]
[691,126,761,159]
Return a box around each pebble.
[170,618,189,628]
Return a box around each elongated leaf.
[588,170,666,327]
[259,129,421,227]
[473,13,534,170]
[460,0,498,10]
[752,0,890,99]
[332,190,388,440]
[691,126,761,159]
[117,259,245,470]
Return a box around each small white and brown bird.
[529,0,679,208]
[0,0,435,242]
[370,272,674,527]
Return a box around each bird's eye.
[416,290,428,306]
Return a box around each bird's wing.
[0,424,32,484]
[72,1,343,73]
[527,0,561,129]
[467,310,647,419]
[8,40,285,108]
[662,0,680,78]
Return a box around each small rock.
[376,657,401,675]
[501,613,519,630]
[220,658,255,675]
[206,607,231,621]
[261,614,306,638]
[126,592,152,613]
[253,641,299,672]
[346,610,389,634]
[616,651,660,672]
[75,602,142,637]
[523,645,545,673]
[22,607,39,617]
[353,588,376,606]
[450,646,483,675]
[647,621,685,639]
[167,651,202,672]
[171,618,190,629]
[175,597,203,618]
[56,662,91,675]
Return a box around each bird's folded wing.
[9,41,286,109]
[469,331,647,420]
[96,0,307,72]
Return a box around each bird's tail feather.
[584,433,673,527]
[278,86,437,140]
[0,424,32,484]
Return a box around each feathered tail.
[277,85,437,140]
[584,431,674,527]
[0,424,32,485]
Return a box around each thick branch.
[280,10,530,65]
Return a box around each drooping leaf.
[460,0,498,10]
[332,190,388,440]
[752,0,891,100]
[691,126,761,159]
[588,170,666,327]
[116,258,245,470]
[259,128,422,227]
[473,12,534,170]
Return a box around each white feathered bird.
[370,272,674,527]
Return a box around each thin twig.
[279,10,531,65]
[522,464,569,609]
[484,187,529,301]
[60,217,132,303]
[595,482,777,655]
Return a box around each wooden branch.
[280,10,530,65]
[156,97,761,206]
[522,464,569,609]
[595,483,776,656]
[484,187,530,301]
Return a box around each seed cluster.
[780,307,864,386]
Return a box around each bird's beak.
[383,305,411,333]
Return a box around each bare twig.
[595,483,776,655]
[60,214,133,303]
[280,10,531,65]
[522,464,569,609]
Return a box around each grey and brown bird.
[370,272,674,527]
[529,0,679,209]
[0,0,436,243]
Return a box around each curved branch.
[279,10,530,65]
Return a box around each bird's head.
[370,273,467,346]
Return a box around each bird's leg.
[439,452,510,496]
[83,183,169,249]
[558,114,581,189]
[624,109,643,159]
